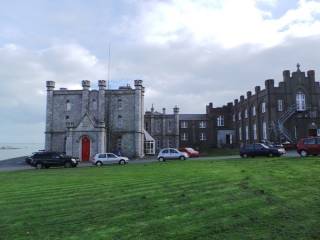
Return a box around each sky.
[1,0,320,143]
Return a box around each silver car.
[157,148,188,161]
[92,153,129,166]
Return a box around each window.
[277,99,283,112]
[118,98,122,110]
[245,126,249,140]
[199,121,207,128]
[238,111,242,120]
[156,139,161,149]
[304,138,316,145]
[107,153,117,158]
[65,115,70,120]
[217,116,224,127]
[156,121,161,132]
[117,136,122,150]
[118,115,123,128]
[296,92,306,111]
[168,121,173,132]
[181,121,188,128]
[92,99,97,110]
[261,102,266,113]
[66,100,71,111]
[181,133,188,141]
[239,127,242,141]
[200,133,207,141]
[253,124,257,140]
[317,129,320,137]
[262,121,267,140]
[232,114,235,122]
[252,106,256,116]
[98,154,106,158]
[245,109,248,118]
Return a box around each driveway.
[0,151,300,172]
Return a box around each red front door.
[81,136,90,161]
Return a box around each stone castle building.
[45,79,145,160]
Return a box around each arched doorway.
[81,136,90,161]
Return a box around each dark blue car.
[240,143,283,158]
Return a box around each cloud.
[126,0,320,48]
[0,44,107,142]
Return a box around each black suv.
[240,143,283,158]
[26,152,79,169]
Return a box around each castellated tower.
[44,79,145,160]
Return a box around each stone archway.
[81,135,91,161]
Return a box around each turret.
[81,80,90,116]
[265,79,274,89]
[234,99,239,105]
[255,86,261,94]
[173,105,179,114]
[240,95,245,102]
[98,80,106,90]
[162,108,166,115]
[283,70,290,81]
[46,80,55,91]
[134,79,143,89]
[82,80,90,90]
[247,91,252,99]
[307,70,315,82]
[45,81,55,151]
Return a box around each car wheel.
[179,156,186,160]
[158,157,165,162]
[36,162,43,169]
[64,162,72,168]
[96,161,103,167]
[119,160,126,165]
[268,153,273,157]
[300,150,308,157]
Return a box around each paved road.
[0,151,300,172]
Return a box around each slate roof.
[179,114,207,121]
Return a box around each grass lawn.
[201,148,239,157]
[1,157,320,240]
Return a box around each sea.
[0,143,44,161]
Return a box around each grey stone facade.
[45,79,145,160]
[144,106,180,153]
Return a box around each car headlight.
[71,159,76,163]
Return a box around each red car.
[179,147,200,158]
[296,137,320,157]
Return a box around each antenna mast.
[107,43,111,89]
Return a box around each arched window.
[296,92,306,111]
[118,99,122,110]
[118,115,123,128]
[66,100,71,111]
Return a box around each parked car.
[179,147,200,158]
[26,152,79,169]
[157,148,188,161]
[261,140,286,155]
[92,153,129,166]
[297,137,320,157]
[240,143,284,158]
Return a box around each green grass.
[1,157,320,240]
[201,147,239,156]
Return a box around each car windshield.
[261,144,269,149]
[186,148,194,152]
